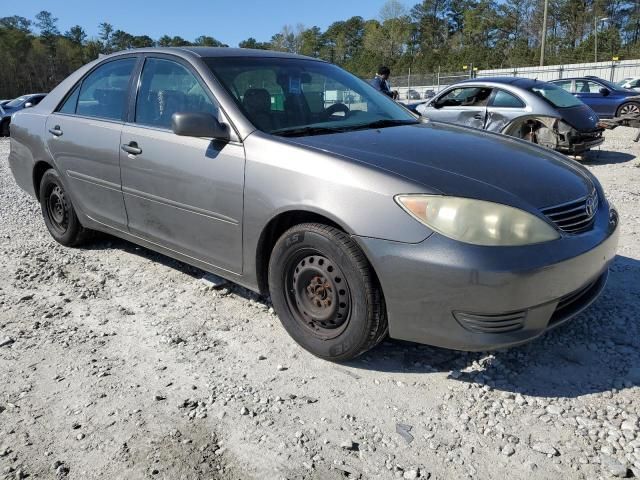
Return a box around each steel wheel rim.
[620,104,640,115]
[285,250,351,340]
[46,185,69,234]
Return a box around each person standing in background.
[371,66,398,99]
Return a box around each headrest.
[243,88,271,113]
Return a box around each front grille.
[454,310,527,334]
[541,192,598,233]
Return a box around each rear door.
[45,56,138,229]
[484,89,528,132]
[422,86,492,130]
[119,55,245,274]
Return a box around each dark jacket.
[371,76,393,98]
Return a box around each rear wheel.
[268,223,387,361]
[39,169,90,246]
[617,102,640,117]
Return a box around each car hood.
[285,122,595,210]
[560,104,601,131]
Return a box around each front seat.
[243,89,274,132]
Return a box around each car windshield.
[205,57,418,136]
[4,96,28,108]
[617,78,633,86]
[530,83,583,108]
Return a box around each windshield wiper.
[342,119,420,131]
[272,126,346,137]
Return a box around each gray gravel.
[0,129,639,480]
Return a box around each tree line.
[2,1,640,98]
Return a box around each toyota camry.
[8,48,619,361]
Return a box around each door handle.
[473,114,484,120]
[48,125,63,137]
[121,142,142,155]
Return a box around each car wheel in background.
[39,169,91,247]
[0,119,9,137]
[268,223,387,361]
[616,102,640,117]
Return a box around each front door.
[424,86,492,129]
[573,79,612,116]
[120,56,245,274]
[45,56,138,229]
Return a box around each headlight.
[395,195,560,246]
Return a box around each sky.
[4,0,416,47]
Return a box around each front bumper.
[355,204,619,351]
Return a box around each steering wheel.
[324,102,350,119]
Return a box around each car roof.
[457,76,549,88]
[105,46,323,62]
[553,76,607,81]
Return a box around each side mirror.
[599,87,610,97]
[24,102,33,108]
[171,112,230,140]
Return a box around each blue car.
[549,76,640,118]
[0,94,47,136]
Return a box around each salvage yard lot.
[0,130,639,480]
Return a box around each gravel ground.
[0,129,639,480]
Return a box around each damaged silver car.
[416,77,604,155]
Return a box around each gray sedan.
[417,77,604,154]
[8,48,619,361]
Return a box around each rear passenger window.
[491,90,525,108]
[135,58,218,129]
[76,58,136,121]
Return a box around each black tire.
[39,169,90,247]
[268,223,387,361]
[0,119,9,137]
[616,102,640,117]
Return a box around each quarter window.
[135,58,218,129]
[59,85,80,114]
[75,58,136,120]
[491,90,525,108]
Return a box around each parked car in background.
[416,77,604,155]
[0,94,47,136]
[549,76,640,118]
[8,48,618,360]
[424,89,436,99]
[0,99,12,107]
[406,89,421,100]
[616,76,640,91]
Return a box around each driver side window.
[575,80,603,94]
[135,58,218,130]
[437,87,493,107]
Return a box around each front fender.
[240,132,434,290]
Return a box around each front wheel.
[617,102,640,117]
[0,119,9,137]
[268,223,387,361]
[39,169,91,246]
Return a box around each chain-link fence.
[388,59,640,100]
[388,71,471,100]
